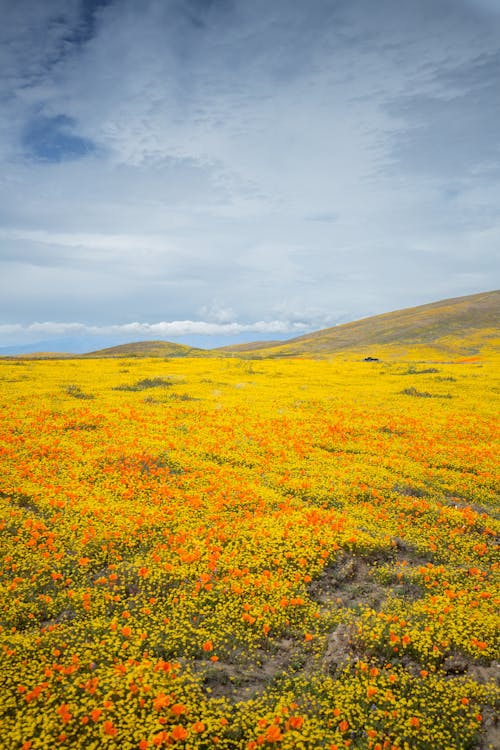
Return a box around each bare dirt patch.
[309,552,389,611]
[195,637,308,703]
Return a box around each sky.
[1,0,499,353]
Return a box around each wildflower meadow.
[0,354,498,749]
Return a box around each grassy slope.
[80,340,204,358]
[213,340,283,353]
[220,290,500,359]
[1,342,201,360]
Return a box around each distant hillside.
[4,291,497,361]
[218,290,500,358]
[81,340,203,358]
[213,340,282,353]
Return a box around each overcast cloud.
[1,0,499,351]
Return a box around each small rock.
[443,654,468,674]
[322,623,353,675]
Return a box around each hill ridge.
[217,289,500,358]
[2,290,498,359]
[81,340,204,358]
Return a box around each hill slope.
[4,291,497,360]
[82,340,203,358]
[218,290,499,358]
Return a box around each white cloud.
[0,318,310,346]
[198,301,235,324]
[0,227,177,255]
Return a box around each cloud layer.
[0,318,309,342]
[1,0,499,350]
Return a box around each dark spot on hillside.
[309,553,388,611]
[63,423,98,431]
[393,483,428,498]
[195,637,310,703]
[64,384,95,399]
[0,491,45,517]
[400,387,452,398]
[113,377,173,391]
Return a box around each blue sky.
[1,0,499,352]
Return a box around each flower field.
[0,354,498,749]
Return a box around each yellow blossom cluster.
[0,354,498,749]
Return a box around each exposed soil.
[194,548,498,750]
[309,552,391,611]
[195,636,308,703]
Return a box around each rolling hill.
[81,340,203,358]
[3,291,498,360]
[217,290,500,359]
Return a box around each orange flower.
[171,703,186,716]
[153,731,168,746]
[202,641,213,652]
[339,720,349,732]
[90,708,102,722]
[192,722,206,733]
[139,741,149,750]
[121,625,132,637]
[409,717,420,728]
[57,704,72,725]
[153,693,170,711]
[265,724,283,742]
[103,720,117,736]
[170,725,188,741]
[289,716,304,729]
